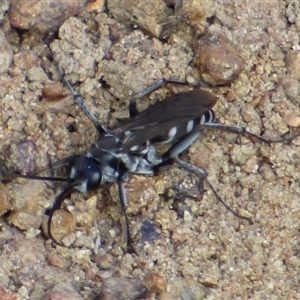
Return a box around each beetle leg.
[174,157,253,225]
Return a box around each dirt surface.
[1,0,300,299]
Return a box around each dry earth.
[0,0,300,299]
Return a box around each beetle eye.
[70,156,102,192]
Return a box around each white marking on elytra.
[70,166,76,179]
[168,126,177,140]
[130,145,139,151]
[186,120,194,133]
[200,114,208,124]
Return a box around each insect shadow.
[2,68,299,249]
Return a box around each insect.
[2,69,298,248]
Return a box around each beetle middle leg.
[56,64,107,135]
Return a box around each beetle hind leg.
[174,158,253,225]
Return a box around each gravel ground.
[1,0,300,299]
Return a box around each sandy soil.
[1,0,300,299]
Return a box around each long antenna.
[0,169,68,182]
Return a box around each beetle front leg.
[56,64,107,135]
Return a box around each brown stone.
[194,32,245,85]
[8,0,85,33]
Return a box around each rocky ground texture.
[1,0,300,299]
